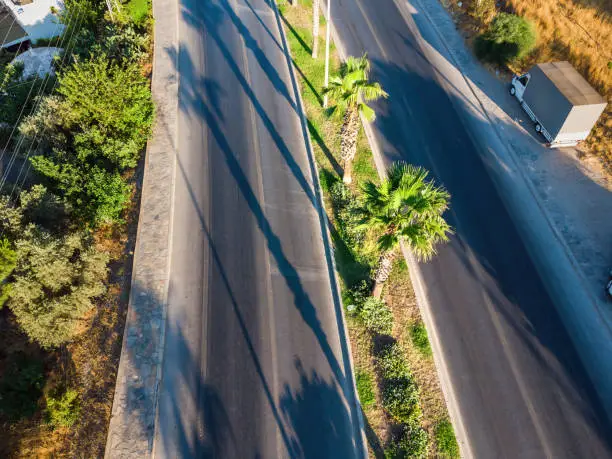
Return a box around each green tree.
[0,187,109,348]
[323,54,387,184]
[21,56,154,223]
[359,162,452,297]
[474,13,537,64]
[0,238,16,307]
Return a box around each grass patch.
[355,369,376,409]
[124,0,150,26]
[435,418,460,458]
[410,321,432,357]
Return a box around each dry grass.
[444,0,612,173]
[505,0,611,170]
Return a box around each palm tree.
[359,162,452,297]
[323,54,387,184]
[312,0,321,58]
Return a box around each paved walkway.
[104,0,178,455]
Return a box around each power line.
[0,12,66,166]
[7,6,86,197]
[0,5,82,193]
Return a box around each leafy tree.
[359,162,452,297]
[0,187,109,348]
[21,56,154,223]
[323,55,387,184]
[474,13,537,64]
[0,238,16,307]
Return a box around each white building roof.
[1,0,65,47]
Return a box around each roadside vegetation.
[279,1,458,456]
[0,0,153,455]
[443,0,611,173]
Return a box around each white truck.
[509,61,607,148]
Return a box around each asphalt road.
[329,0,612,456]
[153,0,364,457]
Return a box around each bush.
[360,297,393,335]
[22,56,154,224]
[377,342,422,425]
[386,425,429,458]
[45,388,80,427]
[435,419,459,458]
[409,322,432,357]
[355,369,376,409]
[329,181,365,247]
[474,13,537,64]
[0,353,45,420]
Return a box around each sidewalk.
[104,0,178,455]
[392,0,612,418]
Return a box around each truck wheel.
[509,86,516,96]
[535,123,542,133]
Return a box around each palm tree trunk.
[340,106,360,184]
[372,250,395,298]
[312,0,320,58]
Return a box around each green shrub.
[355,369,376,409]
[474,13,537,64]
[0,353,45,420]
[376,341,409,379]
[409,322,432,357]
[360,297,393,335]
[45,388,80,427]
[329,182,365,247]
[377,342,422,425]
[22,56,154,224]
[124,0,151,28]
[386,425,429,458]
[435,419,459,458]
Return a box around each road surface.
[328,0,612,457]
[153,0,364,457]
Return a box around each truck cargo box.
[522,62,606,144]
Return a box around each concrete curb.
[397,0,612,420]
[272,3,368,457]
[104,0,179,455]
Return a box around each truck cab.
[510,73,530,102]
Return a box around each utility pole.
[323,0,331,108]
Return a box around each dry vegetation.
[507,0,611,169]
[443,0,612,172]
